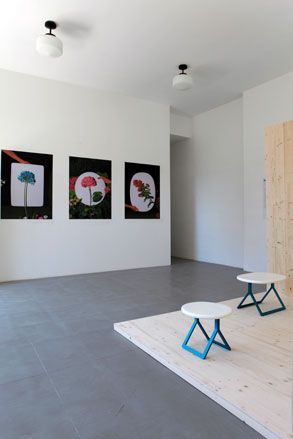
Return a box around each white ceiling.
[2,0,293,115]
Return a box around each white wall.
[170,112,192,138]
[0,69,170,282]
[172,70,293,271]
[243,71,293,271]
[171,99,243,268]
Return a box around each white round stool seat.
[181,302,232,320]
[237,272,286,284]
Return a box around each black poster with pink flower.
[69,156,111,219]
[1,149,53,219]
[125,162,160,219]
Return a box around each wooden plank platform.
[114,294,293,439]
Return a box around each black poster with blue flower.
[1,150,53,219]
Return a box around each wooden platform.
[114,294,293,439]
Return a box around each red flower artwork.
[133,179,154,208]
[81,176,97,207]
[69,176,78,190]
[81,176,97,188]
[104,186,110,194]
[133,179,143,190]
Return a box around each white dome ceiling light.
[36,21,63,58]
[172,64,193,91]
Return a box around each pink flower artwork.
[81,176,97,188]
[81,176,97,206]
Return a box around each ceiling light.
[36,20,63,58]
[173,64,193,90]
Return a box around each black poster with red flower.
[69,156,111,219]
[125,162,160,219]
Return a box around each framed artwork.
[125,162,160,219]
[1,150,53,219]
[69,156,111,219]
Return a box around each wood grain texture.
[114,294,292,439]
[265,121,293,295]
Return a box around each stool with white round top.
[181,302,232,360]
[237,272,286,316]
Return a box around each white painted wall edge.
[170,112,192,138]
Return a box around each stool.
[237,272,286,316]
[181,302,232,360]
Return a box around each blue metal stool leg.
[237,283,261,308]
[197,320,210,341]
[182,319,231,360]
[258,283,274,304]
[237,282,286,316]
[257,283,286,316]
[211,320,231,351]
[182,318,198,347]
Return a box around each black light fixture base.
[45,20,57,32]
[178,64,188,72]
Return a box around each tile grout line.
[29,341,82,439]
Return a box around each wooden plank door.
[265,121,293,295]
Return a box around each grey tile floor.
[0,258,263,439]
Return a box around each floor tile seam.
[0,370,46,389]
[29,341,82,438]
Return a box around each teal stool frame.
[182,318,231,360]
[237,282,286,316]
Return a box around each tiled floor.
[0,258,263,439]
